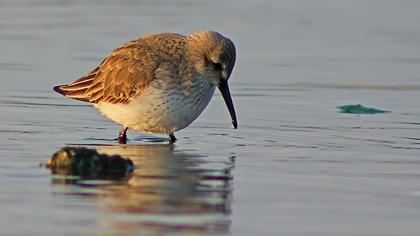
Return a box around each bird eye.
[214,63,222,71]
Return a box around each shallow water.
[1,0,420,235]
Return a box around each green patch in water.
[337,104,391,114]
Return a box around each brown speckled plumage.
[54,30,237,143]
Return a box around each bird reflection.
[49,144,235,235]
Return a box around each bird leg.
[118,127,128,144]
[169,132,177,143]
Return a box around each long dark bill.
[218,80,238,129]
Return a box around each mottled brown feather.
[54,31,235,105]
[53,67,99,102]
[54,33,186,104]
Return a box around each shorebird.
[54,30,237,144]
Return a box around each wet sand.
[1,0,420,235]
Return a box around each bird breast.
[94,75,215,134]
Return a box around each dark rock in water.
[46,147,134,179]
[337,104,390,114]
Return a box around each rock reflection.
[49,144,234,235]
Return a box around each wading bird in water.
[54,30,237,144]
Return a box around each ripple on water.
[46,144,234,235]
[0,62,35,71]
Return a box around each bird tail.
[53,67,99,102]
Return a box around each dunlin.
[54,30,237,143]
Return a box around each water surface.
[1,0,420,235]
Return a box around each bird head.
[187,30,237,129]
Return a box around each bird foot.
[169,133,177,143]
[118,134,127,144]
[118,127,128,144]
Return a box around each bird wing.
[53,67,99,102]
[54,41,165,104]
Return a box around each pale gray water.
[1,0,420,235]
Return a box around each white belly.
[94,80,215,134]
